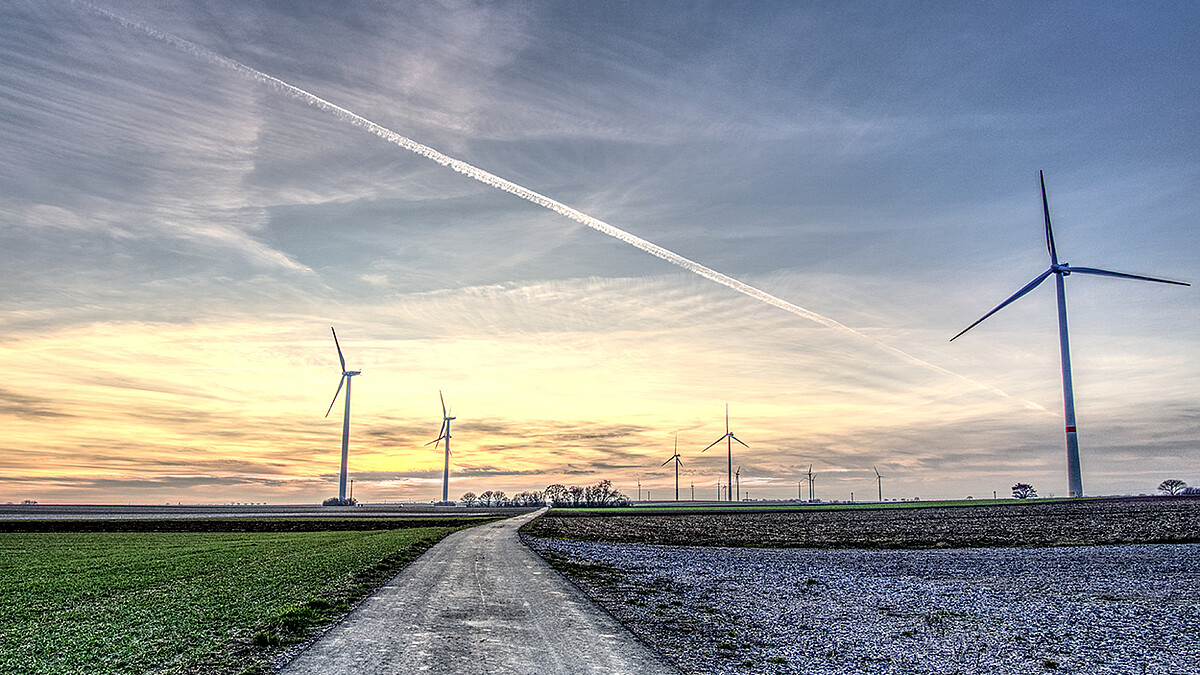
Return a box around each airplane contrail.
[77,1,1042,410]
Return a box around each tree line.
[459,479,630,508]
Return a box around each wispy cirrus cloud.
[0,1,1196,505]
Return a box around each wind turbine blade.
[424,436,443,447]
[731,434,749,448]
[662,457,674,467]
[1042,171,1058,265]
[324,375,345,418]
[873,465,879,477]
[331,327,347,372]
[1066,266,1190,286]
[950,268,1054,341]
[439,390,447,417]
[676,456,683,467]
[702,436,724,452]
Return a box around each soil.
[523,496,1200,549]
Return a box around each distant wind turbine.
[952,171,1189,498]
[874,465,883,502]
[807,464,816,503]
[325,327,361,504]
[662,434,683,501]
[735,466,741,502]
[703,404,748,502]
[425,391,456,503]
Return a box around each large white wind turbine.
[702,404,748,502]
[952,171,1189,497]
[662,434,683,502]
[873,465,883,502]
[325,327,361,503]
[425,391,456,503]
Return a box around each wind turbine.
[662,434,683,501]
[703,404,748,502]
[952,171,1189,498]
[325,327,361,504]
[807,464,816,502]
[874,466,883,502]
[735,466,741,502]
[425,391,456,503]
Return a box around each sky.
[1,0,1197,504]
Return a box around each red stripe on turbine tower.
[951,171,1189,499]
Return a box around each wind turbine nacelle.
[345,370,362,376]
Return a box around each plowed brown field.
[525,496,1200,548]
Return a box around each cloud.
[0,388,73,419]
[0,1,1197,505]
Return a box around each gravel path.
[525,538,1200,674]
[281,511,676,674]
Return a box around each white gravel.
[525,538,1200,674]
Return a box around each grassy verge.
[0,519,497,674]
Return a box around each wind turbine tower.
[662,434,683,501]
[874,466,883,502]
[952,171,1189,497]
[425,391,456,503]
[807,464,816,503]
[735,466,741,502]
[325,327,361,503]
[703,404,748,502]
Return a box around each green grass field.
[0,526,467,674]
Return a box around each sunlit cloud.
[0,1,1196,504]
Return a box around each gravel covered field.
[526,538,1200,675]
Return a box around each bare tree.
[512,490,546,507]
[1012,483,1037,499]
[459,492,478,506]
[543,484,568,506]
[568,485,585,507]
[1158,479,1187,496]
[590,479,623,506]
